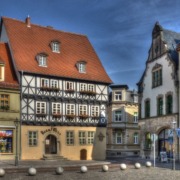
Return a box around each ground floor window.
[0,130,13,153]
[28,131,38,146]
[79,131,95,145]
[66,131,74,145]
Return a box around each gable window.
[157,97,163,116]
[66,104,75,115]
[152,65,162,88]
[79,105,87,116]
[41,78,49,88]
[28,131,38,146]
[76,61,86,73]
[145,99,150,118]
[134,112,138,123]
[36,53,48,67]
[52,103,61,115]
[0,64,5,81]
[91,106,99,117]
[66,131,74,145]
[0,94,9,110]
[51,41,60,53]
[114,91,122,101]
[114,110,122,122]
[66,82,74,90]
[134,133,138,144]
[36,102,46,114]
[166,94,173,114]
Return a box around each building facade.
[137,22,179,160]
[0,17,112,160]
[106,85,140,158]
[0,43,20,160]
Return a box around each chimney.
[25,15,31,28]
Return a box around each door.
[80,149,87,160]
[45,135,57,154]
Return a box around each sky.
[1,0,180,89]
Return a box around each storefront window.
[0,130,13,153]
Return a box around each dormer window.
[36,53,48,67]
[76,61,86,73]
[50,41,60,53]
[0,62,5,82]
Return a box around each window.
[157,97,163,116]
[36,102,46,114]
[134,112,138,123]
[0,130,13,153]
[0,64,5,81]
[51,42,60,53]
[66,82,74,90]
[80,83,87,91]
[88,84,95,92]
[52,103,61,114]
[79,105,87,115]
[66,131,74,145]
[166,95,173,114]
[114,91,122,101]
[41,79,49,87]
[91,106,99,117]
[0,94,9,110]
[50,80,58,88]
[79,131,86,145]
[66,104,75,115]
[114,110,122,122]
[78,63,86,73]
[28,131,38,146]
[116,132,122,144]
[145,132,151,149]
[152,68,162,88]
[87,131,94,144]
[145,100,150,118]
[134,133,138,144]
[37,54,47,67]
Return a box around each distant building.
[106,84,140,158]
[0,16,112,160]
[0,43,20,159]
[137,22,179,159]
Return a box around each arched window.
[134,133,138,144]
[166,95,173,114]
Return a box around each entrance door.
[45,135,57,154]
[80,149,87,160]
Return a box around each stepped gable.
[2,17,112,84]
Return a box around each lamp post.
[171,119,176,170]
[14,118,19,166]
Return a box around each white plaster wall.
[141,54,177,118]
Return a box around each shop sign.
[41,127,61,135]
[0,130,12,137]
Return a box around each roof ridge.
[2,16,87,38]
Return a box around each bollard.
[102,165,109,172]
[80,166,88,173]
[146,161,152,168]
[120,163,127,170]
[55,167,64,175]
[28,167,37,176]
[0,169,5,177]
[134,163,141,169]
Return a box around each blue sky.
[1,0,180,89]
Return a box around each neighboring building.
[106,84,140,158]
[0,17,112,160]
[0,42,20,160]
[137,22,179,159]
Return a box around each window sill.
[79,91,96,95]
[36,114,47,117]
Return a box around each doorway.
[80,149,87,160]
[45,135,57,154]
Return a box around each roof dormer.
[0,61,5,82]
[76,60,87,73]
[50,40,60,53]
[36,53,48,67]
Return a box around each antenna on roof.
[25,15,31,28]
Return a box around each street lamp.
[14,118,19,166]
[171,119,176,170]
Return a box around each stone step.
[42,155,69,161]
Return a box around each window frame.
[66,82,74,90]
[66,131,74,145]
[0,94,10,109]
[36,102,46,114]
[78,63,86,73]
[87,131,94,145]
[80,83,87,91]
[79,105,87,116]
[145,99,150,118]
[152,67,162,88]
[114,91,122,101]
[134,133,138,144]
[116,132,122,144]
[50,80,58,88]
[28,131,38,146]
[134,112,138,123]
[91,106,99,117]
[38,55,47,67]
[79,131,86,145]
[114,110,122,122]
[166,94,173,114]
[52,102,61,115]
[157,97,163,116]
[52,42,60,53]
[66,104,75,115]
[41,78,49,88]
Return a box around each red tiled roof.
[0,43,19,89]
[2,17,112,84]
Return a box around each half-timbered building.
[0,16,112,160]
